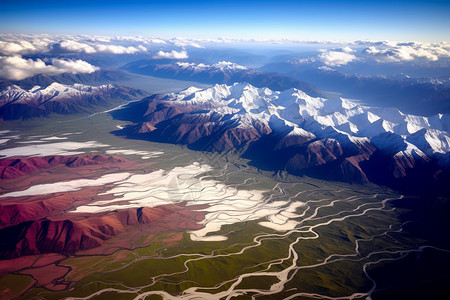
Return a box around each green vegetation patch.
[0,274,35,299]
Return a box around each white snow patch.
[106,149,163,159]
[0,173,131,198]
[41,136,68,141]
[72,162,304,241]
[0,141,108,157]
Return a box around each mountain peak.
[212,61,248,71]
[0,83,146,120]
[113,83,450,192]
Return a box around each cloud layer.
[0,34,200,80]
[361,41,450,62]
[0,34,449,80]
[153,49,189,59]
[0,35,150,56]
[318,47,357,66]
[56,40,148,54]
[0,56,99,80]
[0,34,153,80]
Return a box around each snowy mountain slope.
[112,83,450,194]
[260,61,450,116]
[173,61,248,72]
[0,82,146,120]
[146,82,449,155]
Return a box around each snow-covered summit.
[211,61,248,70]
[0,83,116,106]
[0,82,145,120]
[174,61,248,72]
[164,82,450,159]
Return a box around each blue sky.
[1,0,449,42]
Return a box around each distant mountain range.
[260,61,450,116]
[121,59,321,96]
[0,81,146,120]
[112,83,450,194]
[0,70,132,91]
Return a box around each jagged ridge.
[121,59,320,96]
[112,83,450,194]
[0,206,191,258]
[0,154,127,179]
[0,82,146,120]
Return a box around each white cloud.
[170,38,204,48]
[362,42,450,62]
[93,44,147,54]
[318,48,357,66]
[0,34,201,59]
[340,46,355,53]
[0,41,34,55]
[57,40,147,54]
[0,35,154,81]
[147,38,167,44]
[0,34,150,56]
[0,39,50,55]
[50,58,99,74]
[0,55,99,80]
[113,36,148,43]
[58,40,97,54]
[153,49,189,59]
[87,36,112,43]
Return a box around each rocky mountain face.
[0,154,204,258]
[0,205,199,258]
[0,82,146,120]
[112,83,450,194]
[0,154,126,179]
[0,70,130,91]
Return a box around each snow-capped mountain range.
[260,60,450,116]
[113,82,450,194]
[121,59,320,96]
[0,82,146,120]
[1,82,114,105]
[173,61,248,72]
[147,83,449,157]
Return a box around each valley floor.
[0,109,448,300]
